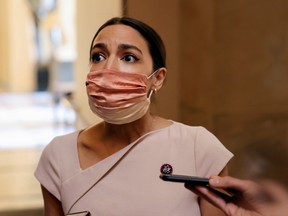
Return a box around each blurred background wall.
[0,0,121,215]
[125,0,288,179]
[0,1,288,214]
[0,0,36,92]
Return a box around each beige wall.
[74,0,122,128]
[0,0,122,126]
[0,0,36,92]
[0,0,9,91]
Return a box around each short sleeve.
[34,138,61,200]
[194,127,233,177]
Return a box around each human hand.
[256,180,288,216]
[185,175,288,216]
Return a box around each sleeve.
[194,126,233,178]
[34,138,62,200]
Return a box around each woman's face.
[89,24,154,76]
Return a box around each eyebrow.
[91,43,142,54]
[91,43,107,51]
[118,44,143,54]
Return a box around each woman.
[35,17,233,216]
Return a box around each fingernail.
[210,178,220,185]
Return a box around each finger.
[260,180,288,203]
[209,176,270,210]
[210,176,259,193]
[185,184,230,214]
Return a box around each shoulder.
[170,121,210,137]
[35,131,80,202]
[40,130,80,164]
[160,121,213,150]
[35,130,81,182]
[169,122,229,153]
[45,130,80,150]
[170,122,234,177]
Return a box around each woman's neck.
[103,112,157,144]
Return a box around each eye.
[91,53,105,63]
[121,54,139,63]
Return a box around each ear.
[151,67,167,92]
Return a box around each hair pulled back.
[89,17,166,71]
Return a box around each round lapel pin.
[160,163,173,174]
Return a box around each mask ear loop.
[147,69,159,79]
[148,88,157,98]
[147,69,159,98]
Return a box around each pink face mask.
[86,69,157,124]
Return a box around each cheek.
[128,58,154,76]
[119,66,150,75]
[146,77,155,90]
[89,63,104,72]
[144,55,154,75]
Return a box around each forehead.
[92,24,149,51]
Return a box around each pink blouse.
[35,121,233,215]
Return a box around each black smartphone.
[160,174,210,185]
[160,174,235,202]
[66,211,91,216]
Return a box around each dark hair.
[89,17,166,71]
